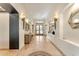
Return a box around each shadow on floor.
[29,51,52,56]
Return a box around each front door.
[35,24,43,35]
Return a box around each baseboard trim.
[49,39,66,56]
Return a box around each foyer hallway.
[1,3,79,56]
[0,35,63,56]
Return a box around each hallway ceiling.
[11,3,68,21]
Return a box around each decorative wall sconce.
[20,13,26,29]
[54,17,58,29]
[20,13,30,30]
[54,12,59,29]
[68,9,79,29]
[25,19,29,23]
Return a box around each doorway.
[35,23,44,35]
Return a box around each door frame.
[35,23,44,35]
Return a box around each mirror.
[25,23,30,31]
[68,10,79,29]
[49,21,54,33]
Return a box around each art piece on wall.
[25,23,30,31]
[49,22,54,33]
[68,10,79,29]
[32,25,34,33]
[48,17,58,33]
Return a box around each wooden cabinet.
[24,34,33,44]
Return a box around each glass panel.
[36,25,39,30]
[36,31,39,34]
[40,25,43,30]
[36,24,44,34]
[40,30,43,34]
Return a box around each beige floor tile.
[0,35,62,56]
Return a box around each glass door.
[36,25,40,34]
[36,24,43,35]
[39,25,43,34]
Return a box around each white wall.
[48,4,79,56]
[0,12,9,49]
[48,34,79,55]
[63,5,79,44]
[0,12,24,49]
[19,17,24,49]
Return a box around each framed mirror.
[25,23,30,31]
[68,10,79,29]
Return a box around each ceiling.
[0,6,5,12]
[11,3,68,21]
[0,3,18,13]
